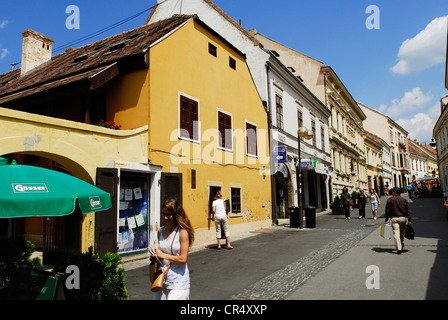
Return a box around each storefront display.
[117,175,149,253]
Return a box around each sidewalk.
[124,193,448,300]
[124,202,385,300]
[286,194,448,300]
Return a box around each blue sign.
[274,146,287,163]
[300,161,313,169]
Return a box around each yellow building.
[0,15,271,261]
[144,17,272,245]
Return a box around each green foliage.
[331,195,341,207]
[351,190,359,200]
[0,237,42,287]
[60,247,128,300]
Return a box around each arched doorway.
[273,163,293,219]
[0,152,91,266]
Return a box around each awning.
[416,176,439,182]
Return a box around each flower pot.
[332,205,344,215]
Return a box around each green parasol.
[0,157,111,218]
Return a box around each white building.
[433,96,448,195]
[359,103,409,188]
[250,31,367,200]
[364,130,390,194]
[407,139,428,182]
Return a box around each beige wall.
[0,106,148,251]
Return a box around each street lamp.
[297,126,314,229]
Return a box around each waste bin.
[289,206,300,228]
[305,206,316,228]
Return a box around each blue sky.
[1,0,447,143]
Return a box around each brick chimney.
[21,29,54,76]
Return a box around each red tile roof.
[0,15,192,104]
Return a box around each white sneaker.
[374,217,377,220]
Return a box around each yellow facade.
[0,106,149,251]
[1,17,272,254]
[146,19,272,243]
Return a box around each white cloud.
[391,15,447,75]
[0,20,9,61]
[0,48,9,60]
[0,19,8,29]
[396,102,440,143]
[379,87,432,118]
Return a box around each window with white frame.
[217,109,232,151]
[179,94,199,142]
[311,120,316,146]
[245,121,257,157]
[321,127,325,151]
[276,94,283,130]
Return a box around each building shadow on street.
[371,247,409,254]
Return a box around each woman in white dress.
[153,199,194,300]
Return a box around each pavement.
[123,192,448,300]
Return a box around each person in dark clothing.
[385,187,412,254]
[356,189,367,219]
[341,187,352,220]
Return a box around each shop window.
[117,174,149,253]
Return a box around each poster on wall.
[117,176,149,253]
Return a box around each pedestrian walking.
[407,183,414,199]
[384,187,412,254]
[153,199,195,300]
[369,188,380,220]
[341,187,352,220]
[413,184,419,198]
[211,190,233,249]
[356,189,367,219]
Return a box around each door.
[160,173,182,225]
[208,186,221,219]
[95,168,118,257]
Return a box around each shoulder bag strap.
[170,225,180,255]
[163,226,179,271]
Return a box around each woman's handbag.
[149,226,179,292]
[150,264,170,292]
[404,224,415,240]
[149,262,157,282]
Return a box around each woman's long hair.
[162,199,195,246]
